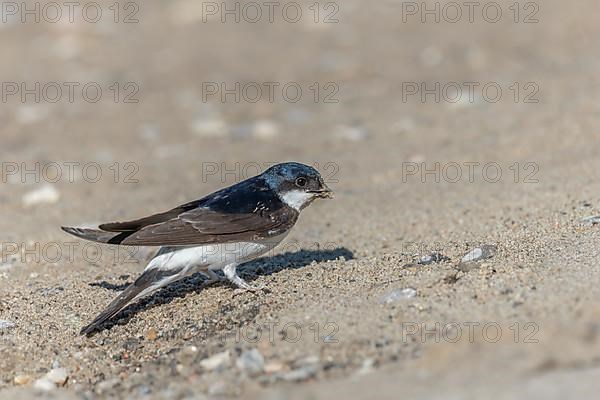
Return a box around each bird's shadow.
[83,247,354,335]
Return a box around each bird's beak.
[310,183,334,199]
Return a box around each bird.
[62,162,334,335]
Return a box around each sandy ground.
[2,0,600,398]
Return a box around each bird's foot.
[223,265,270,294]
[231,279,270,295]
[200,270,226,287]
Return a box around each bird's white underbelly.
[145,232,290,273]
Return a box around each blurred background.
[3,0,600,398]
[1,0,598,233]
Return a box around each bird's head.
[263,162,334,211]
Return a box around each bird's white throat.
[280,189,314,211]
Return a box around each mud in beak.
[310,183,334,199]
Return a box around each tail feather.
[80,283,145,335]
[80,264,185,335]
[61,226,133,245]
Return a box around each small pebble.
[380,288,417,304]
[33,378,56,391]
[199,350,230,371]
[334,125,368,141]
[22,185,60,207]
[236,348,265,376]
[17,104,48,125]
[461,245,497,263]
[264,361,285,374]
[46,368,68,386]
[0,320,15,330]
[146,328,158,341]
[183,345,198,355]
[356,358,376,376]
[0,263,14,272]
[14,375,33,385]
[294,355,320,367]
[191,118,226,138]
[581,215,600,226]
[279,365,317,382]
[418,252,451,265]
[252,120,279,140]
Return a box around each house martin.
[62,162,333,335]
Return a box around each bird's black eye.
[295,177,307,187]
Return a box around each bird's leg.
[222,264,265,292]
[200,269,225,286]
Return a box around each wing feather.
[75,177,299,246]
[117,206,298,246]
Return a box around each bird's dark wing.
[63,177,299,246]
[114,205,298,245]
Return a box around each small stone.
[17,105,48,125]
[0,263,14,272]
[22,185,60,207]
[356,358,376,376]
[0,320,15,330]
[418,252,451,265]
[34,378,56,391]
[461,245,497,263]
[191,118,226,137]
[334,125,368,141]
[252,120,279,140]
[183,345,198,355]
[264,361,285,374]
[236,348,265,376]
[279,365,317,382]
[380,288,417,304]
[581,215,600,226]
[14,375,33,385]
[294,355,319,367]
[146,328,158,341]
[199,350,230,371]
[46,368,68,386]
